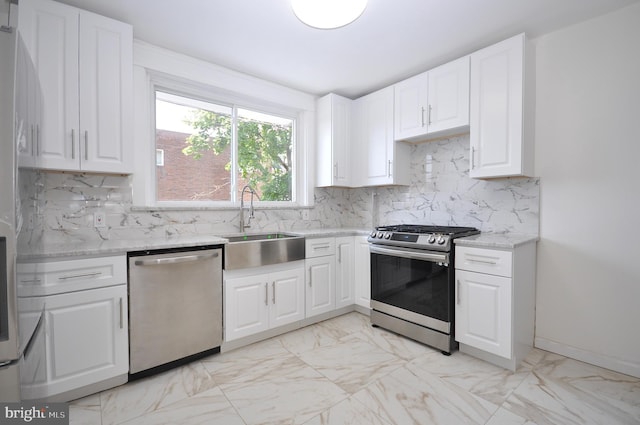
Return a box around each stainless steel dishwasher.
[128,245,223,378]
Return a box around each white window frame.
[153,84,299,207]
[130,42,315,209]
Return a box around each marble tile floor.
[69,312,640,425]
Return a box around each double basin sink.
[224,232,305,270]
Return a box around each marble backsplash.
[17,134,539,251]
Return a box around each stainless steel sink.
[224,233,305,270]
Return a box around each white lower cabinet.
[455,269,512,358]
[305,255,336,317]
[354,236,371,309]
[335,237,355,309]
[305,237,336,318]
[224,261,305,342]
[305,236,360,317]
[455,242,536,371]
[19,284,128,401]
[224,235,368,345]
[17,255,128,401]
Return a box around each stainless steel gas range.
[368,224,480,354]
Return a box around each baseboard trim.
[535,337,640,378]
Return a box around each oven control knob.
[370,231,377,238]
[377,232,384,238]
[437,235,446,245]
[384,232,391,239]
[428,235,436,244]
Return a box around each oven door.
[370,245,452,333]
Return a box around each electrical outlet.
[94,212,106,228]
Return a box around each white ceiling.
[52,0,639,98]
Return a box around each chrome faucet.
[239,185,256,232]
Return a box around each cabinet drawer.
[17,255,127,296]
[455,246,512,277]
[305,237,336,258]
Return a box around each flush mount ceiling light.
[291,0,368,29]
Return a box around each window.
[154,91,296,204]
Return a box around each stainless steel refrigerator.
[0,3,20,400]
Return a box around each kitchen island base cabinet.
[455,242,536,371]
[224,261,305,342]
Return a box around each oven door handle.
[370,245,449,263]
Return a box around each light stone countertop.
[17,228,371,261]
[454,232,539,249]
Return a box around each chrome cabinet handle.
[427,104,432,125]
[19,278,42,284]
[272,282,276,304]
[36,125,40,156]
[467,257,498,265]
[309,268,312,286]
[387,160,392,177]
[134,252,219,266]
[71,129,75,159]
[119,298,124,329]
[84,130,88,160]
[334,162,338,179]
[456,280,461,304]
[421,106,425,127]
[338,245,342,263]
[58,271,102,280]
[264,283,269,306]
[30,125,34,156]
[471,146,475,169]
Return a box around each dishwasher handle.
[134,252,219,267]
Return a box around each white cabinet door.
[225,274,270,341]
[305,256,335,318]
[394,71,429,141]
[394,56,469,142]
[356,86,410,186]
[316,93,353,187]
[469,33,532,178]
[455,269,512,359]
[18,0,79,171]
[15,35,40,168]
[20,285,128,400]
[354,236,371,309]
[78,10,133,173]
[335,237,355,309]
[269,267,305,328]
[427,56,470,135]
[18,0,133,173]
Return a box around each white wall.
[534,3,640,377]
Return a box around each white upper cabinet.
[394,71,428,141]
[316,93,353,187]
[18,0,133,173]
[355,86,411,186]
[469,33,534,178]
[15,34,42,169]
[394,56,470,142]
